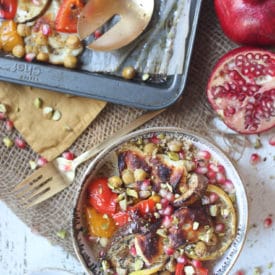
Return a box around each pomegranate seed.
[62,151,75,160]
[42,24,51,36]
[94,30,102,39]
[264,217,272,228]
[162,215,173,228]
[179,151,185,159]
[215,223,225,233]
[177,256,188,264]
[129,245,137,256]
[250,153,261,165]
[217,164,225,174]
[223,179,235,193]
[207,170,217,180]
[164,246,174,256]
[25,53,36,62]
[268,135,275,146]
[5,119,14,131]
[235,270,245,275]
[209,192,219,203]
[163,205,174,216]
[0,112,6,120]
[208,163,219,173]
[197,150,211,160]
[216,172,226,184]
[192,259,202,268]
[15,138,26,149]
[150,135,160,144]
[195,166,208,174]
[161,198,169,208]
[37,157,48,167]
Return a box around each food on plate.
[207,47,275,134]
[214,0,275,46]
[82,133,238,274]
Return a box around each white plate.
[72,127,248,275]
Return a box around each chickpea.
[64,55,78,69]
[108,176,123,189]
[122,66,136,80]
[143,142,157,155]
[37,52,49,62]
[134,168,147,181]
[167,140,183,152]
[35,32,48,46]
[195,241,207,257]
[12,45,25,58]
[17,24,31,37]
[66,35,81,49]
[25,45,39,55]
[122,169,135,185]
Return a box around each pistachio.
[134,258,144,271]
[52,110,62,121]
[209,205,219,217]
[143,142,157,155]
[56,229,67,239]
[3,137,13,148]
[99,237,108,248]
[119,198,127,211]
[254,138,262,149]
[141,73,150,82]
[34,97,43,108]
[0,103,7,113]
[43,106,53,119]
[156,228,167,238]
[122,169,135,185]
[29,160,37,170]
[101,260,110,273]
[126,188,138,198]
[108,176,123,189]
[168,151,180,161]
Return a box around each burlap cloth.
[0,0,250,258]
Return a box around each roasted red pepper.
[87,178,117,215]
[112,198,156,226]
[0,0,17,20]
[55,0,84,33]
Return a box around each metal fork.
[13,109,164,208]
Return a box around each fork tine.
[24,182,68,208]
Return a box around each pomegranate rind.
[207,47,275,134]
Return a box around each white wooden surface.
[0,128,274,275]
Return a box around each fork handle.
[71,109,164,168]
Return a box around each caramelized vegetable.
[86,207,116,238]
[0,21,24,52]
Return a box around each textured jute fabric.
[0,0,244,257]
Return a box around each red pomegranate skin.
[214,0,275,46]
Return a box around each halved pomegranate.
[207,47,275,134]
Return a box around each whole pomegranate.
[214,0,275,46]
[207,47,275,134]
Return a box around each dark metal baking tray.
[0,0,202,110]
